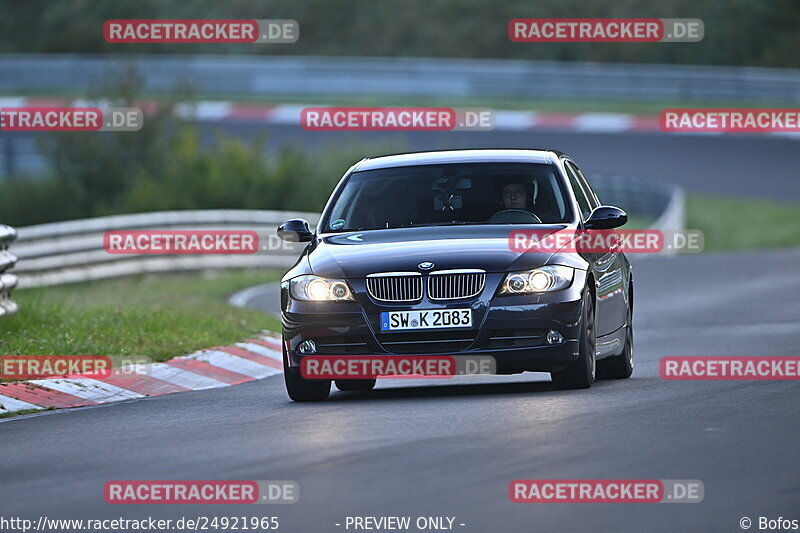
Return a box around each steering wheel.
[487,209,542,224]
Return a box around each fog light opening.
[546,330,564,345]
[298,339,317,355]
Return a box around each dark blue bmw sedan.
[277,149,633,401]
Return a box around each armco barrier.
[1,54,798,103]
[11,176,682,288]
[12,210,320,288]
[0,224,19,316]
[589,174,685,232]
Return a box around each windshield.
[323,162,573,232]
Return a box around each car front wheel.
[283,346,331,401]
[551,290,596,389]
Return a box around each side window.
[568,162,600,209]
[563,162,593,221]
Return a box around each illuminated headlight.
[290,275,355,302]
[499,266,574,295]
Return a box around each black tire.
[551,290,596,389]
[335,379,377,392]
[283,346,330,402]
[597,300,633,380]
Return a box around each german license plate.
[380,309,472,331]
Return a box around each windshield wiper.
[397,221,473,228]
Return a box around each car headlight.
[290,275,355,302]
[499,266,574,294]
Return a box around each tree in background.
[0,69,402,226]
[0,0,798,68]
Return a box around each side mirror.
[584,206,628,230]
[278,219,314,242]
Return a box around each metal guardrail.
[1,54,798,103]
[0,224,19,316]
[11,176,683,288]
[13,210,319,288]
[589,174,684,232]
[591,174,685,260]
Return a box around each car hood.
[307,225,580,278]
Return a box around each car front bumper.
[280,270,587,375]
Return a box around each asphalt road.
[2,250,799,533]
[1,129,799,533]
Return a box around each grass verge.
[0,270,283,363]
[686,195,800,252]
[622,214,656,230]
[0,408,55,420]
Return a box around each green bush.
[0,67,407,225]
[1,0,799,68]
[119,127,361,214]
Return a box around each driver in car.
[487,177,542,223]
[501,182,529,210]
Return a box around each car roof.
[354,149,567,171]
